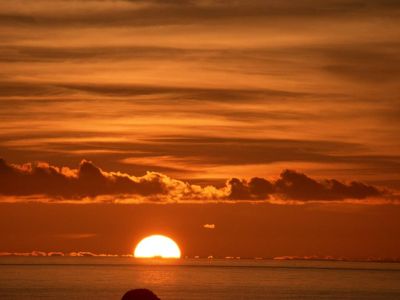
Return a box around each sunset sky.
[0,0,399,259]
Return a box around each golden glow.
[134,235,181,258]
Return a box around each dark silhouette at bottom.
[121,289,160,300]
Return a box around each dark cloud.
[2,134,399,179]
[0,80,305,101]
[274,170,382,200]
[226,169,385,201]
[57,82,306,101]
[0,1,399,204]
[131,136,364,165]
[1,0,399,28]
[0,159,391,202]
[318,43,400,83]
[228,177,274,200]
[0,134,358,163]
[0,159,166,198]
[0,81,68,97]
[1,43,399,84]
[0,46,191,63]
[0,14,35,26]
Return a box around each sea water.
[1,257,400,299]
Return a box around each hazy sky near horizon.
[0,0,400,256]
[1,202,400,259]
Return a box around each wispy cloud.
[1,0,399,28]
[53,233,97,240]
[0,0,399,193]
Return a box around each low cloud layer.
[0,159,224,202]
[230,170,383,201]
[0,159,392,203]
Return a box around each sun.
[134,235,181,258]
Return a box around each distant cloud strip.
[0,159,394,204]
[1,0,398,28]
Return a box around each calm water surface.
[1,257,400,299]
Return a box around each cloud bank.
[0,159,392,204]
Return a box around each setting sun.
[134,235,181,259]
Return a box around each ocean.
[1,257,400,299]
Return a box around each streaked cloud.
[0,0,399,197]
[53,233,98,240]
[1,0,399,28]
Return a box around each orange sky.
[0,0,399,258]
[1,202,400,260]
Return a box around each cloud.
[0,158,224,201]
[226,170,386,201]
[227,177,274,200]
[1,0,399,28]
[2,43,399,85]
[0,159,393,203]
[0,251,118,257]
[203,224,216,229]
[54,233,97,240]
[0,251,48,257]
[274,170,383,200]
[0,1,398,206]
[0,80,306,102]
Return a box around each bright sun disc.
[134,235,181,258]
